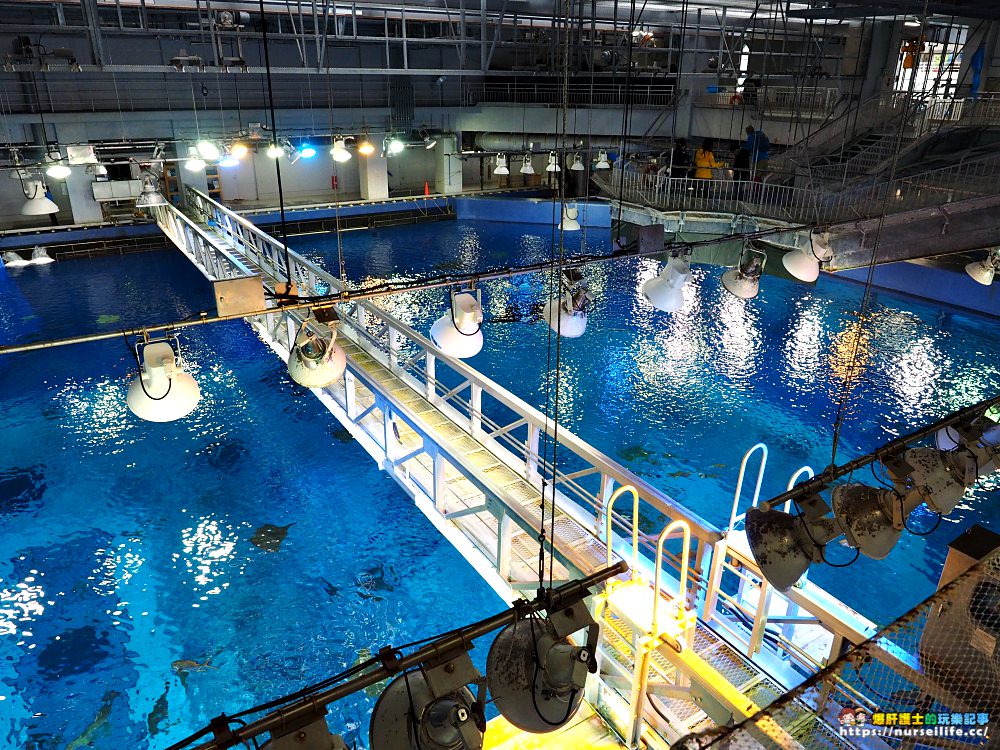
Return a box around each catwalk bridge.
[148,188,930,750]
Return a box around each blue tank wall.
[454,197,612,228]
[835,261,1000,318]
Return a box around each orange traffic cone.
[424,180,430,197]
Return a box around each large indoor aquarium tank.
[293,215,1000,624]
[0,253,504,748]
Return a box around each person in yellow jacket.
[693,138,721,179]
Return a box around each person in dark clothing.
[670,138,692,178]
[730,142,752,201]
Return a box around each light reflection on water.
[293,218,1000,623]
[0,251,503,749]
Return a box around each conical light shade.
[745,507,814,591]
[811,232,834,262]
[287,326,346,388]
[30,246,55,264]
[966,259,995,285]
[520,154,535,175]
[545,152,561,172]
[196,140,221,160]
[887,447,969,515]
[430,293,484,358]
[782,246,820,283]
[21,181,59,215]
[331,138,352,162]
[595,150,611,170]
[135,177,167,208]
[126,342,201,422]
[44,153,71,180]
[643,257,690,312]
[494,153,509,176]
[543,297,588,338]
[831,484,906,560]
[721,268,760,299]
[570,154,585,171]
[560,204,581,231]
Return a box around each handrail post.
[728,442,768,530]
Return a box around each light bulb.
[358,139,376,156]
[196,140,221,160]
[230,142,249,159]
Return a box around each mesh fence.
[678,548,1000,750]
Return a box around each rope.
[828,1,931,466]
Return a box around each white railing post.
[425,353,436,402]
[470,384,482,436]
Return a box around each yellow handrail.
[652,519,691,635]
[605,484,640,580]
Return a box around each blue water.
[0,254,504,748]
[293,218,1000,624]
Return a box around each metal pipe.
[605,484,640,578]
[759,392,1000,513]
[185,561,628,750]
[0,215,814,357]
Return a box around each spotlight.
[370,651,484,750]
[486,605,598,732]
[430,289,483,359]
[126,336,201,422]
[196,140,221,160]
[44,152,71,180]
[266,142,286,159]
[745,505,841,591]
[831,483,917,560]
[494,153,509,176]
[595,150,611,170]
[330,138,352,163]
[520,153,535,175]
[422,132,438,149]
[965,248,1000,286]
[20,180,59,216]
[230,142,249,159]
[934,416,1000,475]
[643,255,690,312]
[358,136,376,157]
[299,143,318,159]
[783,231,834,283]
[287,321,346,388]
[569,154,586,171]
[185,146,206,172]
[883,447,974,515]
[218,149,240,168]
[387,137,405,156]
[135,173,167,208]
[721,244,766,300]
[542,269,592,338]
[559,203,581,232]
[545,152,561,173]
